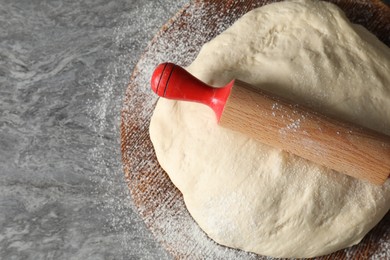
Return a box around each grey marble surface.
[2,1,390,260]
[0,0,186,259]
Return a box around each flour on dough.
[150,0,390,258]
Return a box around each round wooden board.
[121,1,390,259]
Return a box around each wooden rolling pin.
[151,62,390,185]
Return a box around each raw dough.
[150,0,390,258]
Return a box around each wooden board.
[121,1,390,259]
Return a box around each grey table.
[2,0,390,259]
[1,1,186,259]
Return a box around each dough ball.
[150,0,390,258]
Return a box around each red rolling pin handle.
[151,63,234,120]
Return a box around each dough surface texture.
[150,0,390,258]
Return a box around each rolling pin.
[151,62,390,185]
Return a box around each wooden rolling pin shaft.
[151,63,390,185]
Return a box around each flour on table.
[150,0,390,258]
